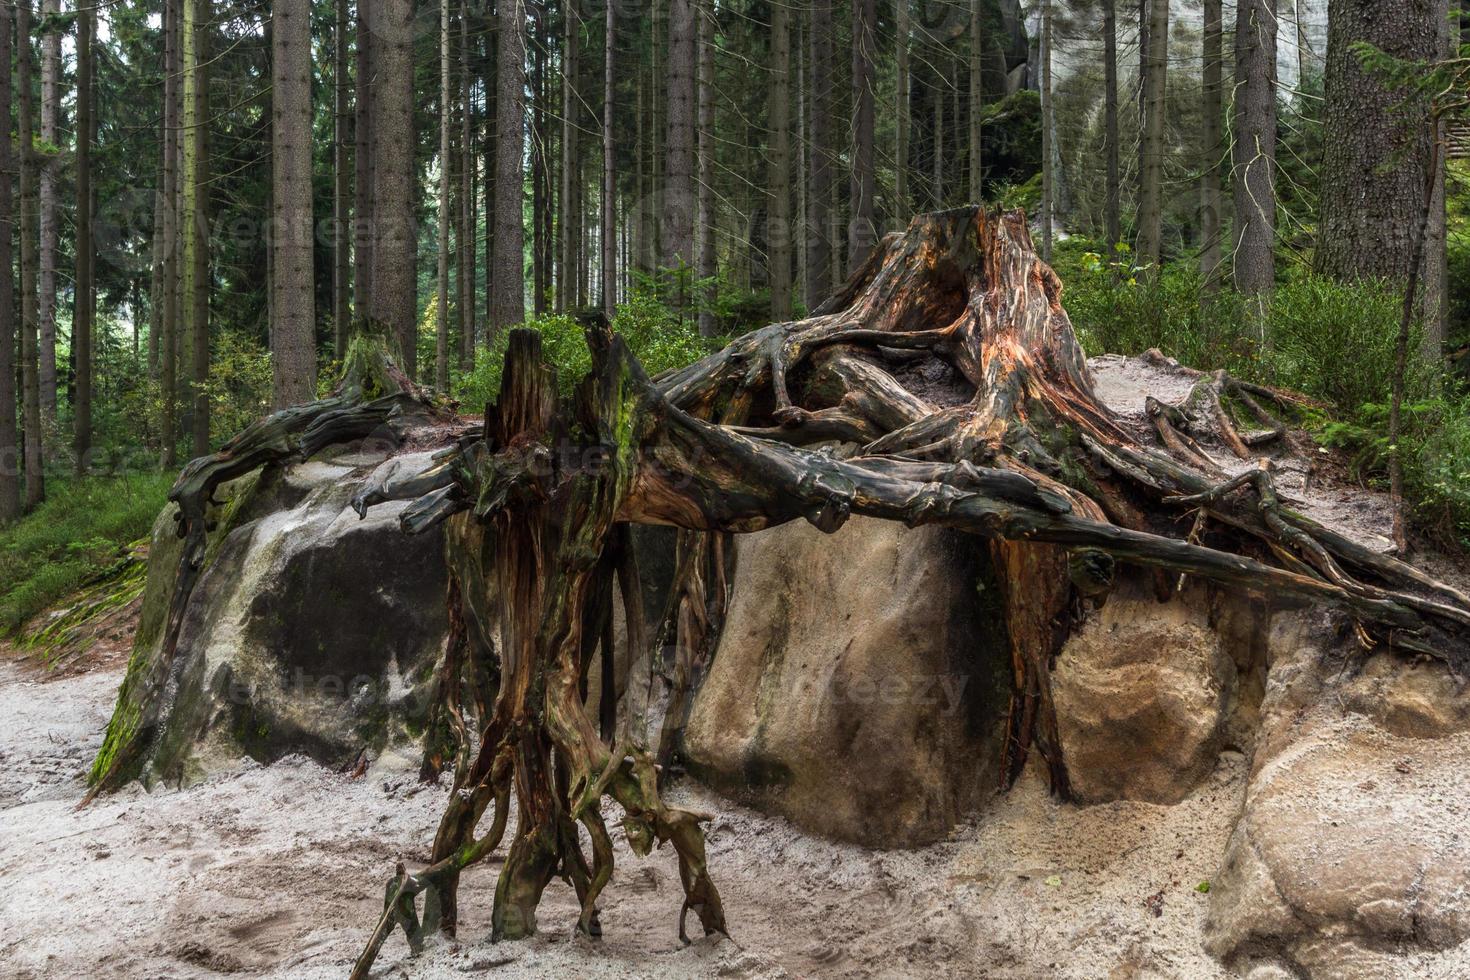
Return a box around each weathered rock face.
[683,516,1009,847]
[1205,610,1470,977]
[1052,578,1263,804]
[119,449,449,787]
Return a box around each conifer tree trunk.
[931,66,944,207]
[459,0,476,368]
[805,0,834,310]
[353,0,373,322]
[1040,0,1053,261]
[1200,0,1223,286]
[160,0,181,468]
[333,0,351,356]
[182,0,211,457]
[0,4,18,521]
[1103,0,1120,261]
[663,0,695,272]
[894,0,909,222]
[18,0,44,508]
[1316,0,1448,359]
[601,0,616,312]
[38,0,59,423]
[75,0,94,472]
[1135,0,1167,273]
[1233,0,1277,300]
[696,0,717,334]
[968,0,982,203]
[369,0,418,375]
[848,0,876,272]
[438,0,453,391]
[271,0,317,408]
[769,0,792,320]
[560,0,580,310]
[492,0,527,333]
[530,18,548,318]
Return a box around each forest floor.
[0,641,1240,980]
[0,354,1460,979]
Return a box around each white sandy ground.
[0,654,1248,980]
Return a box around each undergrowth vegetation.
[1055,238,1470,547]
[0,473,174,637]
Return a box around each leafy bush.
[0,473,174,635]
[452,286,718,410]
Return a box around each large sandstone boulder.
[1205,610,1470,977]
[112,449,449,787]
[1052,578,1262,804]
[683,516,1009,847]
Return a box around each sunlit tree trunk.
[333,0,351,357]
[369,0,418,374]
[601,0,616,312]
[437,0,453,391]
[182,0,212,457]
[1103,0,1120,263]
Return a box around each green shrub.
[451,287,718,410]
[0,473,174,635]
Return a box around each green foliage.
[0,474,174,636]
[451,288,720,410]
[1054,235,1470,544]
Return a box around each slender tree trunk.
[369,0,418,374]
[848,0,876,272]
[805,0,834,311]
[18,0,43,506]
[333,0,351,356]
[459,0,476,368]
[1294,0,1309,92]
[663,0,695,273]
[161,0,181,468]
[353,0,373,322]
[968,0,982,203]
[1135,0,1168,273]
[601,0,616,313]
[696,0,718,334]
[186,0,212,457]
[894,0,910,222]
[491,0,527,333]
[769,0,792,320]
[932,67,944,208]
[1233,0,1277,301]
[38,0,58,423]
[437,0,453,391]
[75,0,94,472]
[1200,0,1223,286]
[1103,0,1120,262]
[530,14,548,318]
[560,0,580,311]
[0,4,18,521]
[1040,1,1053,261]
[271,0,317,408]
[1316,0,1448,361]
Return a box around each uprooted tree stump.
[89,207,1470,974]
[343,208,1469,973]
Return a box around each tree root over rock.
[342,208,1469,973]
[86,208,1470,971]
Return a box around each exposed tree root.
[86,207,1469,970]
[343,207,1468,975]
